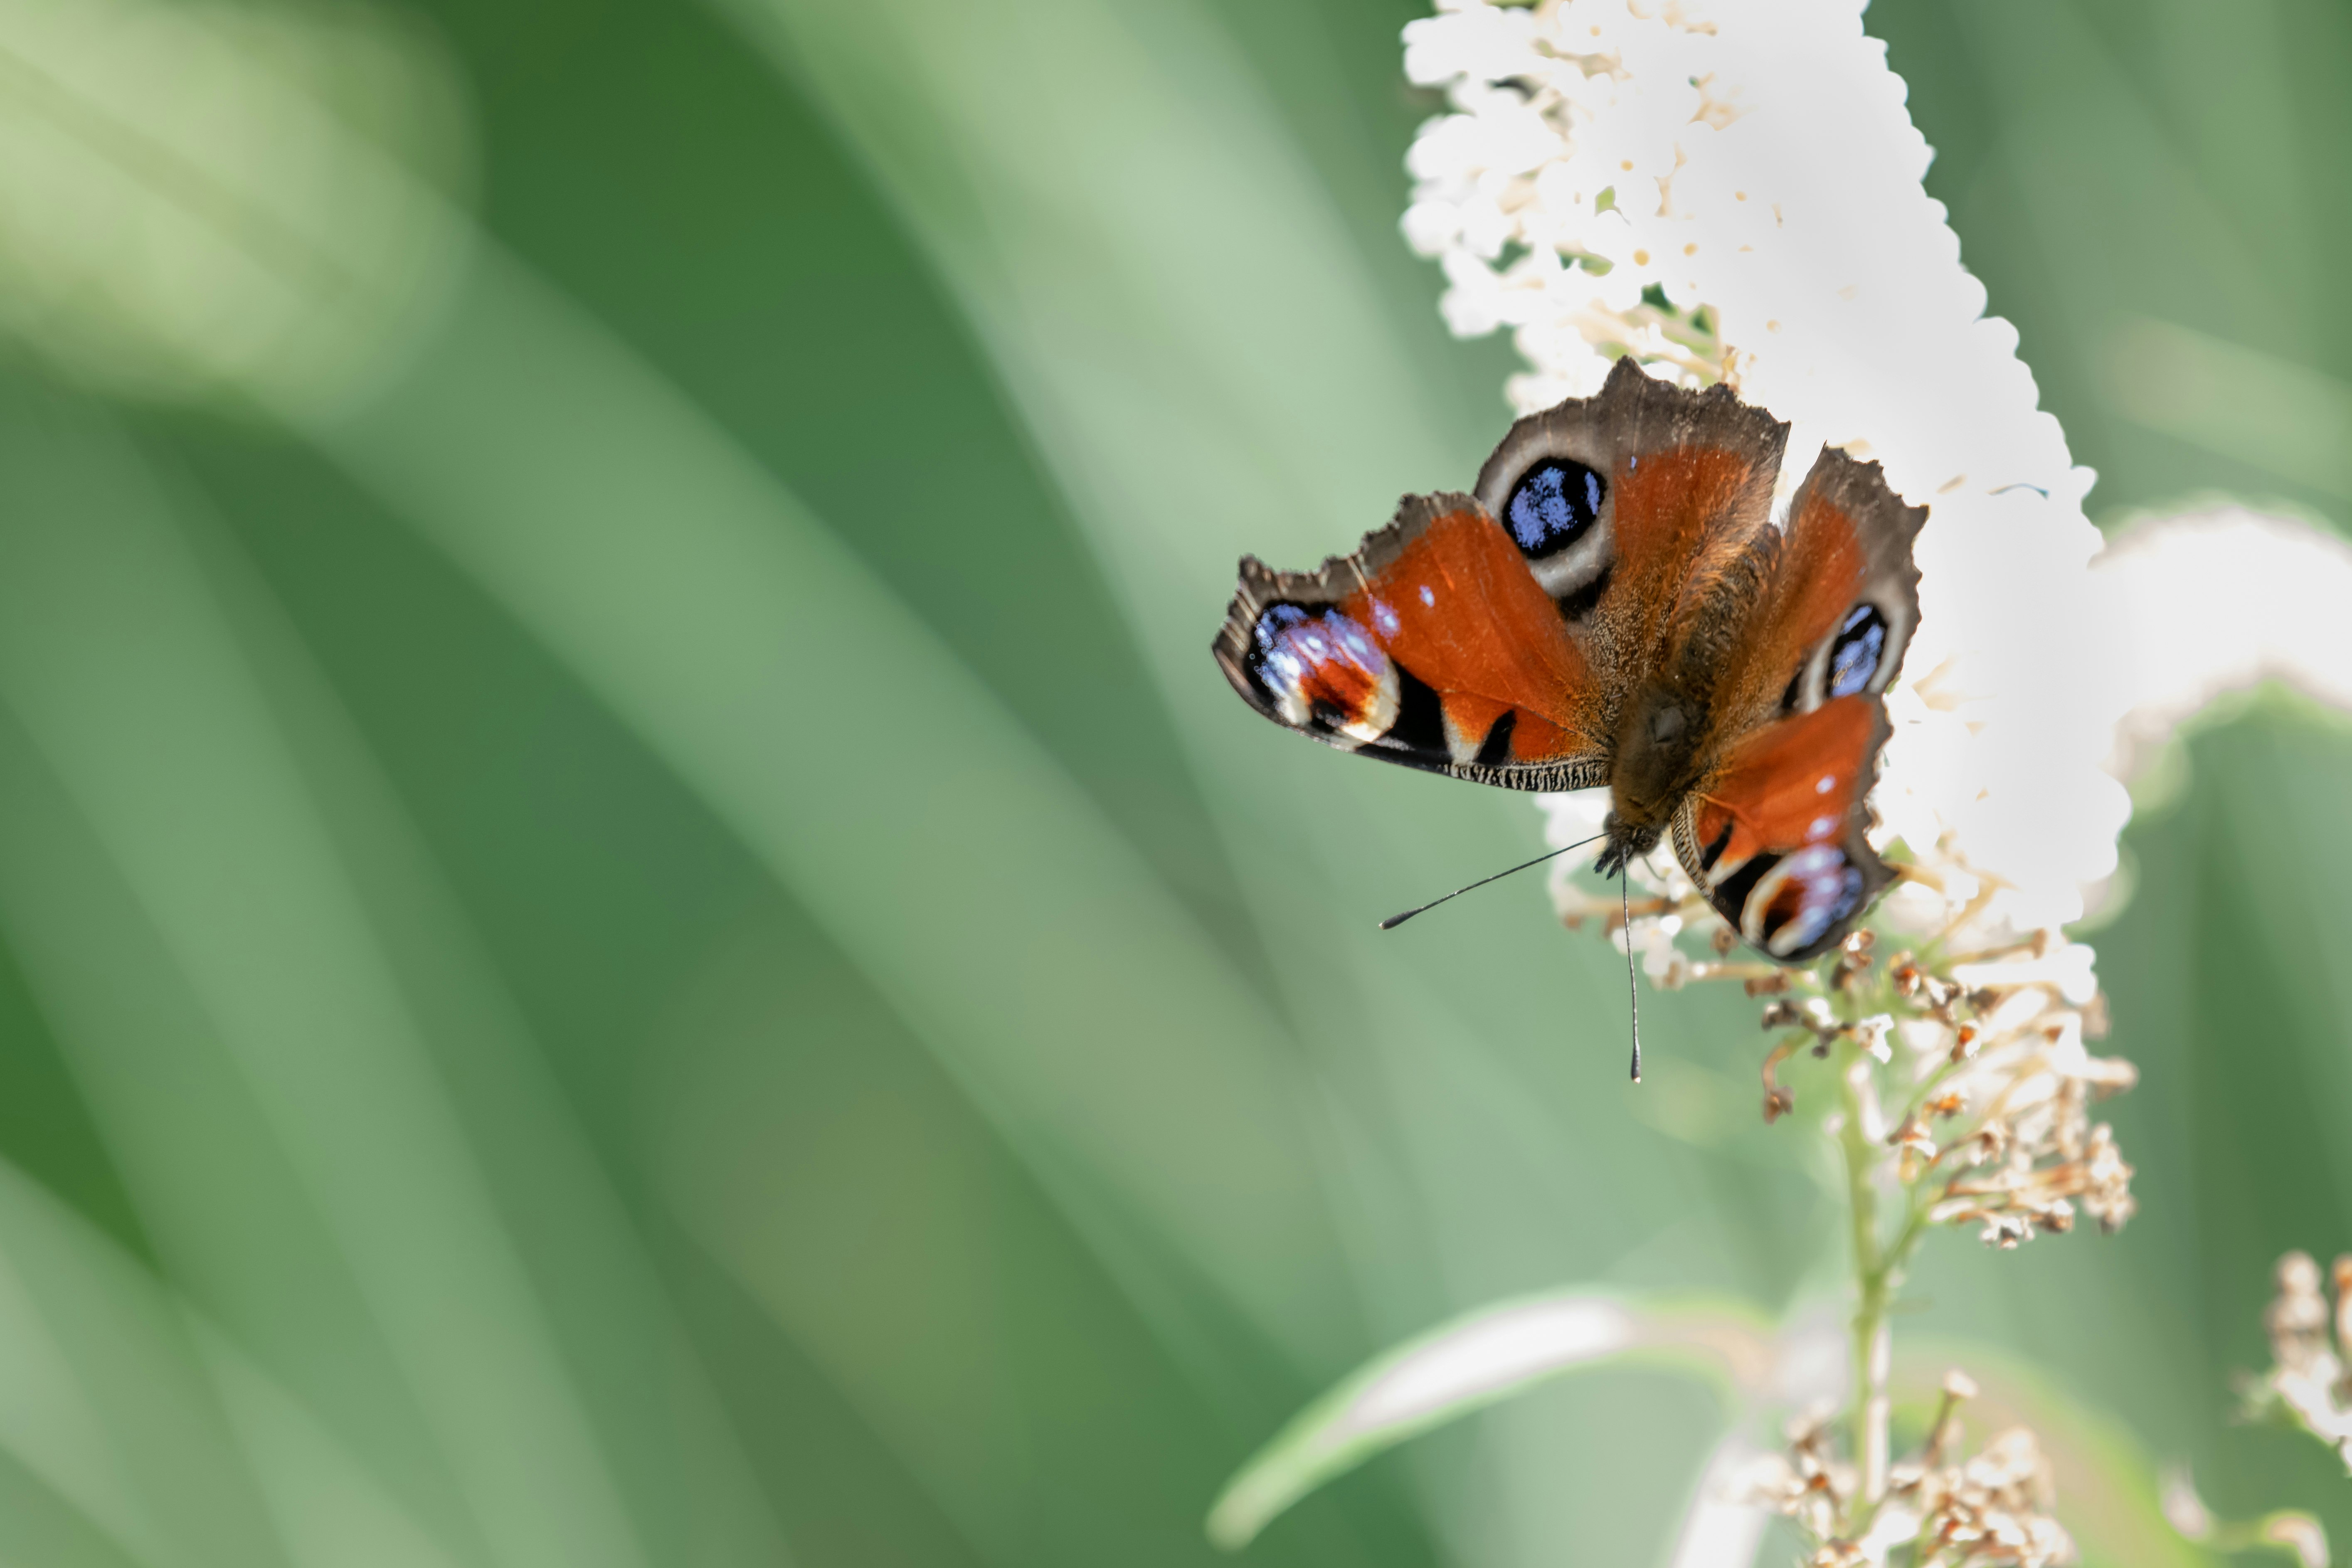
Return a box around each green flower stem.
[1837,1038,1893,1524]
[1827,963,1945,1542]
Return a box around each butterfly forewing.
[1213,494,1610,791]
[1473,357,1787,650]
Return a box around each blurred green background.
[0,0,2346,1563]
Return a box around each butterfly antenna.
[1378,833,1604,931]
[1621,866,1642,1084]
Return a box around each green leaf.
[1206,1291,1772,1550]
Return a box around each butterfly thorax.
[1598,675,1709,875]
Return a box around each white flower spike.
[1402,0,2130,959]
[1418,0,2352,970]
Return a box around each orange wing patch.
[1612,447,1772,584]
[1728,478,1867,713]
[1685,693,1893,961]
[1612,445,1776,658]
[1710,448,1923,727]
[1340,505,1597,764]
[1692,695,1877,871]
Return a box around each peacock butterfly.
[1213,357,1924,979]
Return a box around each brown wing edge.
[1470,357,1791,535]
[1211,491,1612,794]
[1669,697,1899,964]
[1782,447,1930,708]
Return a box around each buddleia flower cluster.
[1544,805,2138,1245]
[2147,1258,2345,1566]
[1402,0,2131,958]
[1739,1373,2077,1567]
[2241,1250,2352,1472]
[2145,1260,2342,1561]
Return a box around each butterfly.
[1213,357,1924,972]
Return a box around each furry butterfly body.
[1213,358,1925,963]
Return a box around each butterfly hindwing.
[1673,694,1895,962]
[1213,493,1609,790]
